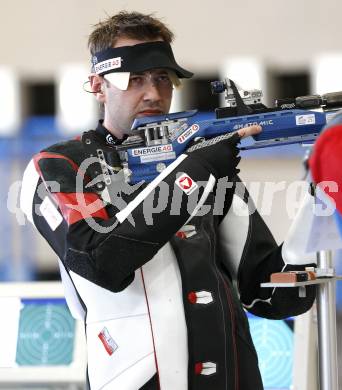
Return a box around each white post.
[316,250,339,390]
[293,307,318,390]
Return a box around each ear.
[89,73,106,103]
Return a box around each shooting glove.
[186,132,241,180]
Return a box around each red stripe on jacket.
[33,152,108,225]
[54,192,109,225]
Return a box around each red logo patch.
[98,327,118,356]
[175,173,198,195]
[179,176,193,190]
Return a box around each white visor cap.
[103,70,181,91]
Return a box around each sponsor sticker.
[39,196,63,231]
[326,112,337,123]
[140,151,176,163]
[175,173,198,195]
[296,114,316,126]
[168,122,188,141]
[177,124,200,144]
[132,144,173,157]
[94,57,122,74]
[98,327,118,356]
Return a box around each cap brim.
[95,42,193,83]
[104,72,130,91]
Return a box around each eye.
[129,76,144,88]
[157,74,171,84]
[156,75,172,85]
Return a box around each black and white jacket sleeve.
[20,137,230,296]
[218,180,316,320]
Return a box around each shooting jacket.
[20,122,315,390]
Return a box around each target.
[248,316,293,389]
[15,298,75,366]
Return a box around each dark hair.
[88,11,174,55]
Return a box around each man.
[309,111,342,235]
[20,11,315,390]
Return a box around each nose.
[142,80,162,101]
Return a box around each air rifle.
[115,78,342,183]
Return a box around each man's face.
[93,37,173,138]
